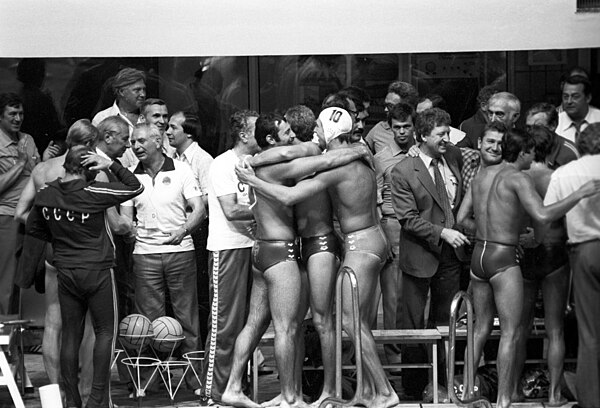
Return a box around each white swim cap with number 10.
[318,107,353,145]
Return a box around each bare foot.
[221,388,261,408]
[280,399,310,408]
[310,391,336,408]
[260,393,282,407]
[371,392,400,408]
[546,396,568,407]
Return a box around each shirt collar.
[389,137,415,156]
[174,141,198,161]
[560,108,594,132]
[419,149,446,168]
[133,155,175,174]
[0,128,19,147]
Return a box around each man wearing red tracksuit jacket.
[26,146,143,408]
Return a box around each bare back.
[484,165,531,245]
[33,154,67,189]
[526,163,566,243]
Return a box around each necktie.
[431,158,455,229]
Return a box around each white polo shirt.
[206,149,254,251]
[122,157,202,254]
[544,154,600,244]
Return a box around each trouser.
[401,243,460,399]
[192,219,210,345]
[0,215,23,314]
[379,215,402,364]
[571,239,600,408]
[201,248,252,402]
[58,266,116,408]
[133,251,200,387]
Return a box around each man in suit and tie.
[391,107,469,399]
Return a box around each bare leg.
[43,263,62,384]
[222,269,271,408]
[468,275,495,397]
[306,252,338,407]
[541,265,569,406]
[490,266,523,408]
[341,252,398,408]
[262,269,309,408]
[512,278,537,402]
[264,262,308,408]
[471,277,495,370]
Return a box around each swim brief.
[520,243,569,281]
[300,232,341,264]
[343,225,388,265]
[252,239,300,273]
[470,240,519,281]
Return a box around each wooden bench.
[251,328,442,403]
[437,324,577,366]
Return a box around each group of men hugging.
[1,65,599,408]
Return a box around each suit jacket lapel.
[445,153,463,207]
[414,157,444,209]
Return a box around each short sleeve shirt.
[206,149,254,251]
[544,154,600,243]
[174,142,213,196]
[0,129,39,216]
[121,157,201,254]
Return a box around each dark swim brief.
[300,232,341,264]
[252,239,300,273]
[520,243,569,281]
[470,240,519,281]
[343,225,388,265]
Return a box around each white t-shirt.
[122,157,202,254]
[206,149,254,251]
[544,154,600,244]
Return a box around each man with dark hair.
[167,111,214,347]
[140,98,175,157]
[284,105,316,141]
[417,94,466,144]
[339,87,370,141]
[526,102,579,169]
[557,75,600,143]
[373,102,416,366]
[458,85,498,148]
[200,110,258,404]
[222,112,308,408]
[26,146,143,408]
[0,92,40,315]
[236,107,398,408]
[365,80,419,154]
[514,125,571,407]
[544,123,600,408]
[457,128,600,408]
[92,67,147,167]
[391,107,467,399]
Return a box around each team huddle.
[1,66,599,408]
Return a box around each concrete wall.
[1,0,600,57]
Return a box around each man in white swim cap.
[236,105,399,408]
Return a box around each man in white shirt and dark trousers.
[200,110,259,405]
[121,123,206,391]
[544,123,600,408]
[167,111,214,348]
